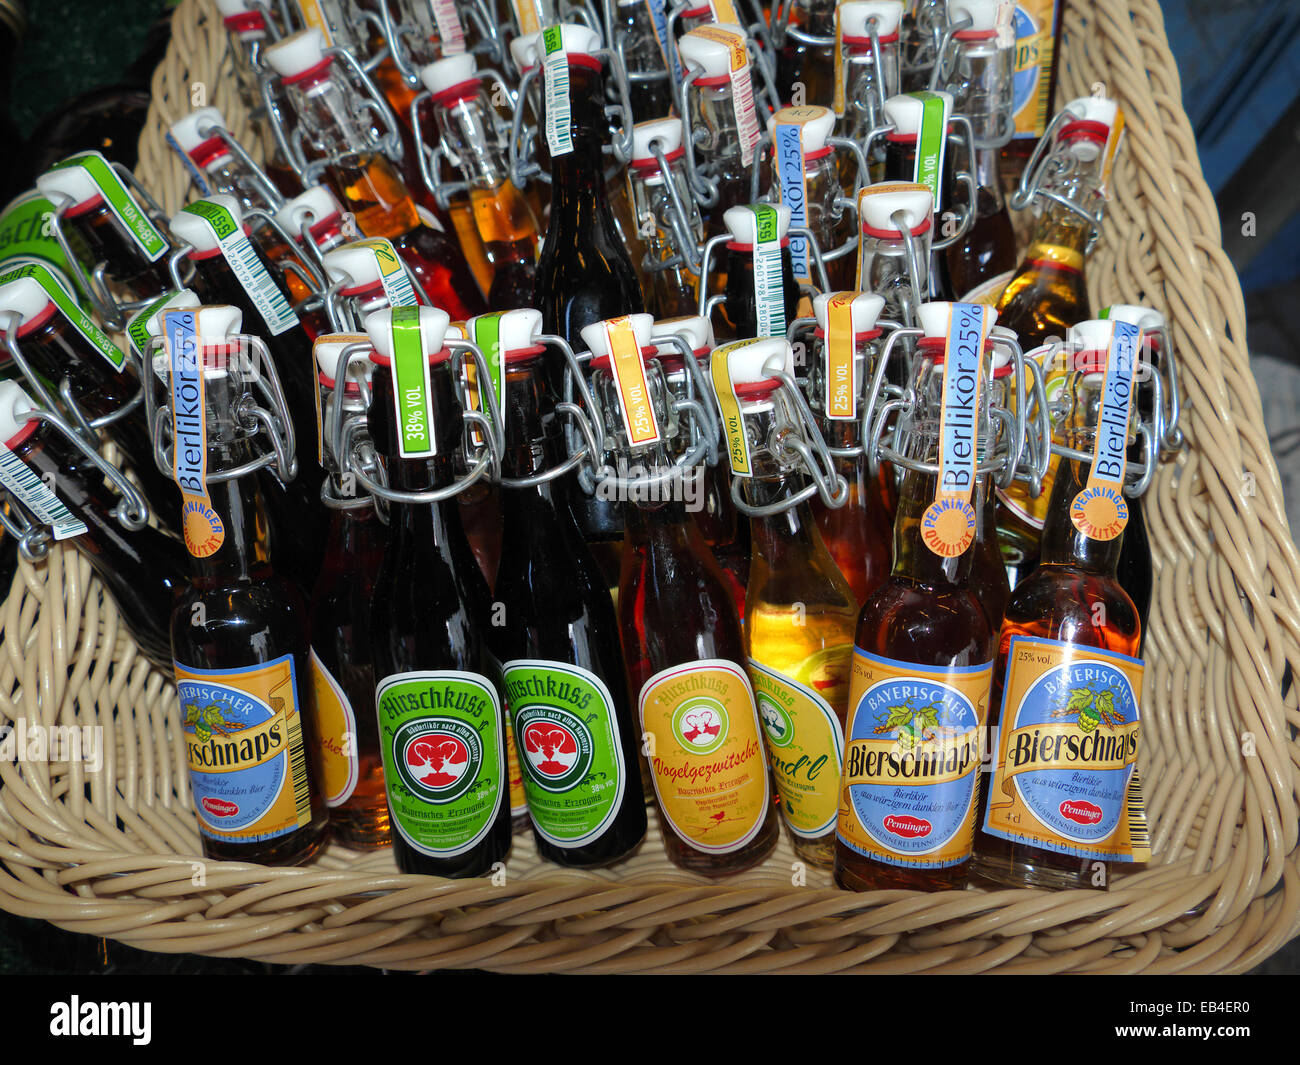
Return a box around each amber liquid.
[971,474,1011,632]
[470,183,539,310]
[812,437,893,608]
[719,247,801,343]
[619,499,779,876]
[970,458,1141,890]
[835,468,993,891]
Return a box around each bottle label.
[163,308,226,558]
[0,442,88,540]
[909,91,950,211]
[177,200,299,336]
[465,312,506,452]
[296,0,335,46]
[709,339,754,478]
[503,659,627,847]
[839,649,993,869]
[375,669,504,858]
[511,0,543,35]
[642,0,682,86]
[389,304,437,458]
[707,0,740,22]
[1070,319,1138,542]
[0,262,126,372]
[1009,0,1059,140]
[982,636,1149,862]
[47,152,168,262]
[691,25,759,168]
[603,316,661,447]
[922,302,992,557]
[746,203,786,340]
[176,654,315,844]
[349,238,417,308]
[430,0,466,55]
[504,707,528,817]
[308,649,359,807]
[542,25,574,158]
[772,106,817,284]
[823,290,857,421]
[0,190,89,301]
[750,657,846,839]
[638,658,770,855]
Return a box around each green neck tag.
[468,312,506,420]
[390,305,436,459]
[0,262,126,371]
[909,91,950,211]
[126,291,183,360]
[48,152,168,262]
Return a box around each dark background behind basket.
[0,0,1296,975]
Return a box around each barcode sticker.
[47,152,168,262]
[390,305,436,459]
[350,238,417,308]
[179,200,299,336]
[748,204,785,340]
[0,262,125,371]
[691,26,759,168]
[605,317,660,447]
[542,26,574,158]
[431,0,466,55]
[0,441,88,540]
[773,107,818,284]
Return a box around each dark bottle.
[169,194,329,594]
[365,306,510,878]
[164,305,328,866]
[0,263,181,534]
[836,304,997,892]
[306,334,390,849]
[0,2,24,205]
[263,28,487,321]
[718,203,802,344]
[775,0,837,107]
[491,313,646,866]
[0,379,186,671]
[973,319,1147,890]
[611,0,676,121]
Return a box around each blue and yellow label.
[164,308,225,558]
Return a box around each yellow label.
[296,0,335,46]
[1009,0,1058,139]
[176,654,315,844]
[504,709,527,818]
[838,650,992,869]
[1099,106,1125,195]
[983,636,1149,862]
[308,650,359,807]
[604,316,660,447]
[512,0,542,35]
[825,292,857,420]
[707,0,740,24]
[638,659,770,854]
[750,656,846,838]
[709,339,753,478]
[832,6,845,117]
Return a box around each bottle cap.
[812,291,886,335]
[150,304,244,383]
[917,300,997,338]
[858,182,933,234]
[0,379,36,448]
[274,185,345,240]
[127,289,202,353]
[323,241,389,292]
[579,313,655,362]
[882,91,953,137]
[314,332,376,391]
[1103,304,1164,332]
[946,0,1005,35]
[839,1,904,41]
[1067,318,1120,357]
[723,203,791,244]
[511,24,601,72]
[35,157,102,209]
[264,28,330,82]
[631,118,685,164]
[767,106,836,155]
[721,337,794,389]
[170,194,246,255]
[419,53,478,98]
[678,24,750,78]
[169,107,230,165]
[474,308,544,356]
[365,306,452,364]
[650,314,714,354]
[1059,95,1119,156]
[0,270,58,330]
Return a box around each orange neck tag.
[605,317,660,447]
[824,292,858,421]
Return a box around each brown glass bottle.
[775,0,837,107]
[884,134,957,302]
[492,347,647,866]
[367,344,511,878]
[945,147,1017,299]
[720,242,801,343]
[56,197,173,307]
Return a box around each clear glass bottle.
[627,118,704,319]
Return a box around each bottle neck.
[187,447,271,583]
[499,353,565,514]
[547,65,614,231]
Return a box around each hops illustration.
[183,703,239,743]
[1051,687,1124,732]
[874,698,942,749]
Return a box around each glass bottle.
[900,0,946,92]
[162,304,329,866]
[806,290,892,606]
[717,203,800,343]
[724,337,857,869]
[833,1,903,177]
[627,118,704,320]
[365,305,511,877]
[417,53,540,309]
[854,180,932,327]
[263,28,487,321]
[998,0,1064,200]
[836,301,998,891]
[610,0,676,121]
[307,333,390,848]
[491,308,648,866]
[775,0,837,108]
[972,317,1148,890]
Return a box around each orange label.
[604,316,660,446]
[308,649,359,807]
[832,6,845,117]
[639,659,770,855]
[707,0,741,23]
[824,292,857,421]
[838,650,992,869]
[691,23,747,71]
[504,709,527,818]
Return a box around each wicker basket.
[0,0,1296,974]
